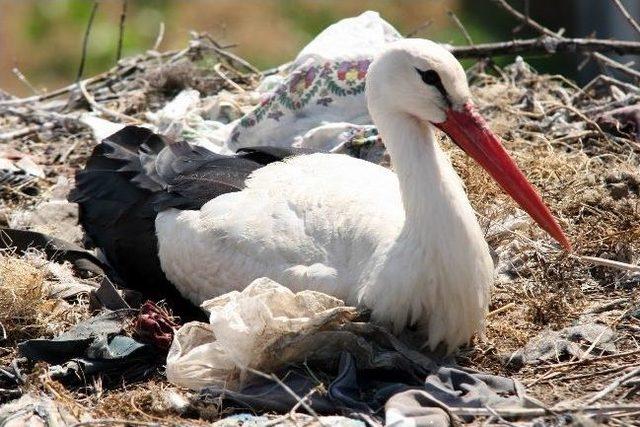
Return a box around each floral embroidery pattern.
[231,59,371,142]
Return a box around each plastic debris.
[507,323,617,367]
[19,309,160,386]
[166,277,355,390]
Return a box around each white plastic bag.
[166,277,350,390]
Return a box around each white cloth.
[224,11,401,151]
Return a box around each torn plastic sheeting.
[18,309,162,387]
[507,322,617,367]
[166,277,357,390]
[0,227,110,278]
[18,309,135,364]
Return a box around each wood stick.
[492,0,558,37]
[592,52,640,81]
[79,80,138,123]
[447,11,474,46]
[406,19,433,38]
[577,255,640,273]
[153,22,165,52]
[450,37,640,58]
[12,67,40,95]
[449,404,640,418]
[77,2,99,83]
[116,0,128,62]
[611,0,640,36]
[0,123,53,141]
[586,366,640,404]
[247,368,326,426]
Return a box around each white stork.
[71,39,570,352]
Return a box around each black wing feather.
[69,125,307,316]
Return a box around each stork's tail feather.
[69,126,202,319]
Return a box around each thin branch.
[611,0,640,36]
[77,2,99,83]
[586,366,640,404]
[247,368,326,426]
[0,123,53,141]
[447,11,474,46]
[116,0,128,62]
[405,19,433,38]
[11,67,40,95]
[492,0,558,37]
[0,48,182,107]
[512,0,530,34]
[153,22,165,52]
[592,52,640,81]
[79,79,138,123]
[577,255,640,273]
[197,33,261,75]
[70,420,162,427]
[449,404,640,418]
[450,37,640,58]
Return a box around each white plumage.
[110,37,570,353]
[71,36,569,353]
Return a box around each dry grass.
[0,253,89,347]
[449,62,640,411]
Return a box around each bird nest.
[0,34,639,425]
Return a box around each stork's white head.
[366,38,572,250]
[366,39,470,124]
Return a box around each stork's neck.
[376,112,459,233]
[364,111,493,350]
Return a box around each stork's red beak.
[435,102,571,250]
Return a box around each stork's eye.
[415,68,450,105]
[416,68,441,86]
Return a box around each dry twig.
[116,0,128,62]
[247,368,326,426]
[450,37,640,59]
[611,0,640,36]
[492,0,559,37]
[447,10,474,46]
[586,366,640,404]
[406,19,433,38]
[592,52,640,81]
[153,22,166,52]
[77,2,100,83]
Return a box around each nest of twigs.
[0,31,639,425]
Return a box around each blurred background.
[1,0,638,97]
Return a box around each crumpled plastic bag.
[166,277,356,390]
